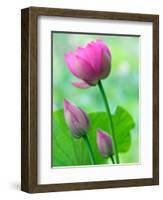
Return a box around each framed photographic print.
[21,7,159,193]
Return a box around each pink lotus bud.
[97,129,113,157]
[64,40,111,88]
[64,99,90,138]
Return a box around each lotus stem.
[98,80,120,164]
[82,135,95,165]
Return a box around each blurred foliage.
[52,32,140,166]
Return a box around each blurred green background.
[52,32,139,164]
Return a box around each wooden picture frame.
[21,7,159,193]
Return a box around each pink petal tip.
[71,81,91,89]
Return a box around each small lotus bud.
[97,129,113,157]
[64,99,90,138]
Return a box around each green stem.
[82,135,95,165]
[98,80,120,164]
[110,155,115,164]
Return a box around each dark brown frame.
[21,6,159,193]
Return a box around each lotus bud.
[97,129,113,157]
[64,40,111,88]
[64,99,90,138]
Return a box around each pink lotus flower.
[64,99,90,138]
[64,40,111,88]
[97,129,113,157]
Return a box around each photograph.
[52,32,140,167]
[21,7,159,193]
